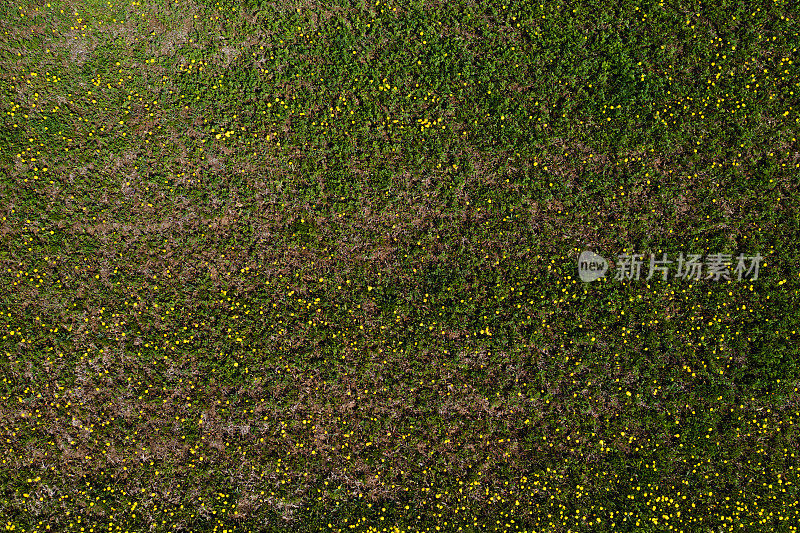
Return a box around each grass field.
[1,0,799,531]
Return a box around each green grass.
[1,0,799,531]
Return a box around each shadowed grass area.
[1,0,799,531]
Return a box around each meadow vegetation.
[1,0,799,531]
